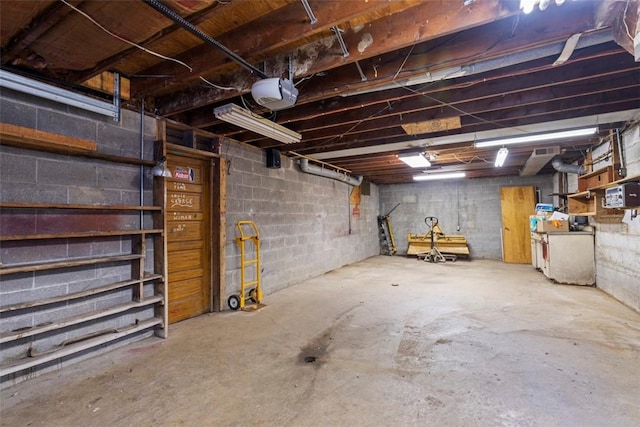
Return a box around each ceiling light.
[398,153,431,168]
[521,0,536,13]
[474,127,598,148]
[214,103,301,144]
[413,172,466,181]
[494,147,509,167]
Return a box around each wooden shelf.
[578,165,620,191]
[567,190,624,218]
[0,229,163,242]
[589,173,640,190]
[0,317,163,377]
[567,191,598,216]
[0,123,169,378]
[0,122,96,154]
[567,164,632,220]
[0,123,154,166]
[0,274,163,313]
[0,254,144,275]
[0,296,163,344]
[0,202,161,211]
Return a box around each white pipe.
[298,159,363,186]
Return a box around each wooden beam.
[134,0,418,98]
[283,46,632,127]
[1,0,83,65]
[68,0,234,83]
[0,122,96,154]
[281,1,596,104]
[292,99,636,156]
[280,64,639,146]
[153,0,515,115]
[231,50,637,149]
[184,2,598,127]
[611,0,640,60]
[82,72,131,100]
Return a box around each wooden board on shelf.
[0,202,161,210]
[578,166,619,192]
[0,123,96,154]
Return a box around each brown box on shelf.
[536,220,569,232]
[578,166,616,191]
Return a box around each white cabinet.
[531,232,544,270]
[531,231,595,286]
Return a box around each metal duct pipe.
[342,28,614,97]
[551,158,585,174]
[298,159,363,186]
[461,29,613,77]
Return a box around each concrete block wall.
[222,141,379,300]
[0,89,157,386]
[379,175,553,259]
[593,124,640,311]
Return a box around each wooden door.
[166,154,211,323]
[500,186,536,263]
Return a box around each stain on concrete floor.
[1,257,639,427]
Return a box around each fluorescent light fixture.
[214,103,302,144]
[398,153,431,168]
[494,147,509,167]
[413,172,466,181]
[475,127,598,148]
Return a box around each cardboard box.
[536,219,569,233]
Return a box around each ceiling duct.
[551,158,586,175]
[520,146,561,176]
[298,159,362,186]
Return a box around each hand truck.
[228,220,265,311]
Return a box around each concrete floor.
[2,257,639,426]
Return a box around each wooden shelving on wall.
[577,166,620,192]
[568,172,640,220]
[0,126,168,378]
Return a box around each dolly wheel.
[228,295,240,311]
[248,288,257,303]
